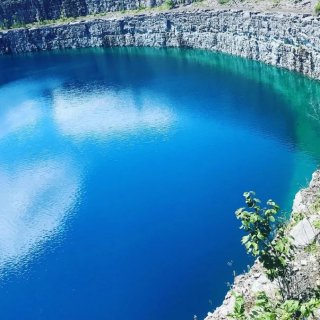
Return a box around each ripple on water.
[0,48,320,320]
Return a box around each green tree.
[235,192,294,299]
[229,192,320,319]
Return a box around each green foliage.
[305,240,318,254]
[164,0,175,9]
[229,291,320,320]
[10,15,25,29]
[228,292,246,320]
[277,296,320,319]
[291,212,304,226]
[249,292,278,320]
[11,21,26,28]
[0,18,10,30]
[218,0,230,4]
[137,4,147,11]
[235,192,294,281]
[299,297,320,318]
[313,219,320,230]
[312,196,320,212]
[263,226,294,281]
[315,1,320,15]
[231,191,320,320]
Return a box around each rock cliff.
[0,9,320,79]
[206,170,320,319]
[1,5,320,319]
[0,0,194,28]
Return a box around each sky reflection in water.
[0,48,320,320]
[53,88,175,141]
[0,59,177,279]
[0,160,80,273]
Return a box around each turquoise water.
[0,47,320,320]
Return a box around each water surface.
[0,47,320,320]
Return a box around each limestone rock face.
[1,9,320,80]
[206,170,320,320]
[0,0,194,28]
[205,262,279,320]
[293,170,320,213]
[290,217,320,247]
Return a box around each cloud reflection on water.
[0,83,176,273]
[0,101,42,139]
[0,160,81,274]
[53,89,175,141]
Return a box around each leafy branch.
[229,192,320,319]
[235,192,294,290]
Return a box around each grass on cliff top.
[0,0,204,31]
[0,8,154,30]
[315,1,320,15]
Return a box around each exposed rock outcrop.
[0,0,194,28]
[1,6,320,319]
[0,9,320,80]
[206,170,320,320]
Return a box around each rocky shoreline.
[1,5,320,319]
[206,170,320,319]
[0,8,320,79]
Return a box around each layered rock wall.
[0,0,194,28]
[1,6,320,320]
[0,9,320,79]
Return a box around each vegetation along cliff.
[1,0,320,318]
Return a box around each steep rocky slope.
[0,0,195,28]
[0,9,320,79]
[206,170,320,319]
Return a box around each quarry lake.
[0,47,320,320]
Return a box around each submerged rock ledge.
[207,170,320,319]
[0,8,320,79]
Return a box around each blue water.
[0,47,320,320]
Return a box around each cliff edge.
[206,170,320,319]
